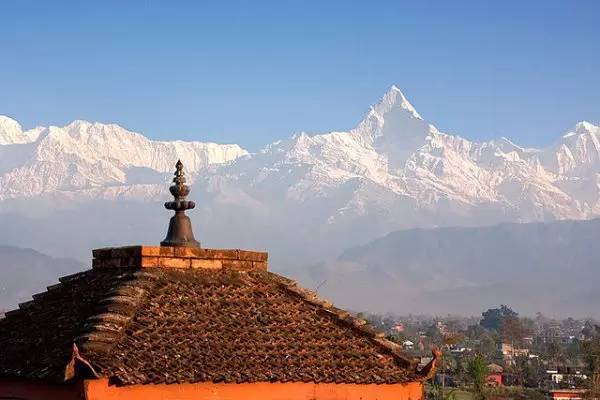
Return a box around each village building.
[545,368,588,387]
[486,363,503,387]
[498,342,530,364]
[547,388,587,400]
[0,161,439,400]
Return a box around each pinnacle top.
[175,159,184,177]
[161,161,200,248]
[166,160,193,211]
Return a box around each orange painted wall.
[0,379,83,399]
[84,379,424,400]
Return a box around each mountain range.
[0,115,246,199]
[299,218,600,317]
[0,245,81,311]
[1,86,599,315]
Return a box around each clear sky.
[1,0,599,150]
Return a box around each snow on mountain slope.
[204,86,598,230]
[0,117,248,199]
[1,87,599,265]
[541,121,600,175]
[0,116,42,144]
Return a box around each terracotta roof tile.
[0,267,423,385]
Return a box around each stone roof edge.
[270,273,419,372]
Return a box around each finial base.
[160,212,200,248]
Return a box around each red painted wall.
[486,373,502,386]
[550,391,584,400]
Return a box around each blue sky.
[1,0,599,150]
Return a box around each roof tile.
[0,267,423,385]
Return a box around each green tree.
[480,305,518,331]
[428,382,457,400]
[583,325,600,399]
[385,331,406,345]
[512,355,543,388]
[426,323,444,344]
[453,356,468,385]
[545,342,564,370]
[467,354,490,400]
[500,315,529,364]
[466,324,487,340]
[501,316,527,344]
[565,339,582,368]
[476,330,499,360]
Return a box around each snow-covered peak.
[573,120,598,134]
[0,116,26,145]
[350,86,430,150]
[488,137,538,155]
[0,87,599,233]
[373,85,423,120]
[214,87,600,227]
[2,86,600,275]
[0,118,248,199]
[0,116,45,144]
[561,121,599,138]
[0,115,21,130]
[537,121,600,175]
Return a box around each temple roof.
[0,265,429,386]
[0,162,437,387]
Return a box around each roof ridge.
[75,270,160,356]
[269,272,417,371]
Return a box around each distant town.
[360,306,600,400]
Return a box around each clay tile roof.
[0,267,424,385]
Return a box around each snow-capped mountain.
[0,116,42,145]
[3,87,600,315]
[0,118,248,199]
[203,86,600,228]
[0,86,599,265]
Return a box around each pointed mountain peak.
[0,115,28,145]
[562,121,599,139]
[574,121,598,133]
[59,119,139,141]
[66,119,92,128]
[373,86,422,120]
[0,115,22,130]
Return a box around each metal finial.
[160,160,200,248]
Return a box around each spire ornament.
[160,160,200,248]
